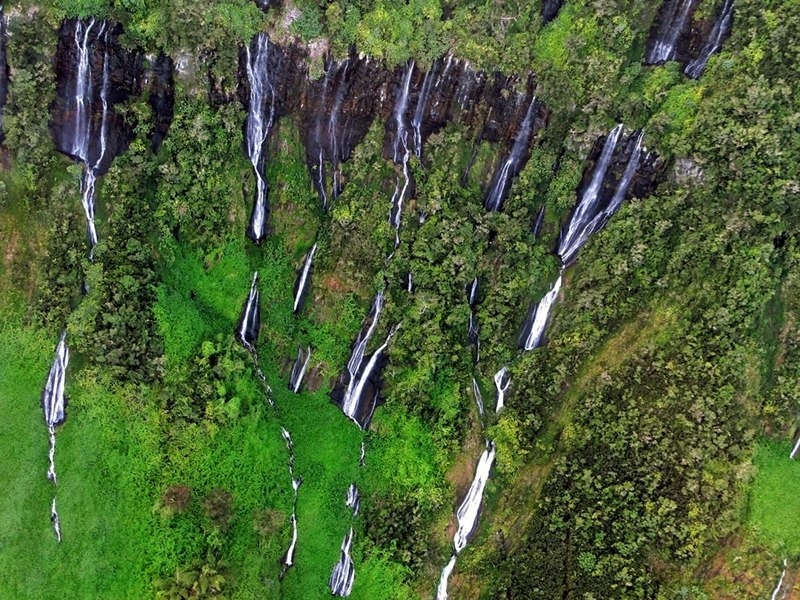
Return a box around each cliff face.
[148,53,174,152]
[0,8,8,144]
[50,18,143,173]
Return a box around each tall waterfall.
[684,0,734,78]
[520,126,645,351]
[558,124,624,266]
[333,291,398,428]
[770,559,788,600]
[41,331,69,485]
[236,273,261,352]
[389,61,415,247]
[484,94,539,212]
[244,33,276,243]
[69,19,111,255]
[292,243,317,314]
[645,0,694,64]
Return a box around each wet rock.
[148,53,174,152]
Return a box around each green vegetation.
[2,0,799,598]
[749,440,800,556]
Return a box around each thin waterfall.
[519,276,563,351]
[533,204,546,237]
[521,126,645,351]
[244,33,276,243]
[484,94,538,212]
[334,291,398,428]
[436,555,457,600]
[313,61,333,208]
[557,124,624,266]
[50,498,62,543]
[770,559,788,600]
[684,0,734,78]
[412,60,437,157]
[292,243,317,314]
[437,440,497,597]
[646,0,694,64]
[236,272,261,352]
[280,427,302,575]
[329,528,355,596]
[389,62,415,247]
[493,367,510,412]
[288,346,312,393]
[467,278,480,362]
[328,59,350,201]
[790,433,800,460]
[41,331,69,485]
[346,483,360,516]
[472,377,484,418]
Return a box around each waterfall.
[467,278,480,361]
[532,204,546,237]
[334,291,398,428]
[454,440,496,553]
[557,124,623,266]
[389,62,415,247]
[236,273,261,352]
[519,276,563,351]
[684,0,734,78]
[646,0,694,64]
[770,559,788,600]
[472,377,484,418]
[790,433,800,460]
[436,554,457,600]
[288,346,312,393]
[244,33,276,243]
[412,60,438,157]
[327,59,350,202]
[329,528,355,596]
[484,94,539,212]
[280,427,302,574]
[346,483,360,516]
[50,498,62,543]
[41,331,69,485]
[493,367,510,412]
[292,243,317,314]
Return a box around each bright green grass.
[748,439,800,557]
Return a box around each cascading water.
[437,440,497,598]
[484,93,539,212]
[236,272,261,353]
[790,433,800,460]
[521,127,644,352]
[388,61,415,247]
[244,33,276,243]
[345,483,360,516]
[280,427,302,575]
[292,243,317,314]
[645,0,694,64]
[288,346,312,394]
[41,331,69,485]
[532,204,546,238]
[519,276,562,351]
[467,277,480,362]
[558,123,624,266]
[770,559,788,600]
[472,377,485,418]
[333,291,398,428]
[684,0,734,78]
[329,528,355,596]
[492,367,510,412]
[411,57,456,158]
[50,498,62,543]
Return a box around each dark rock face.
[542,0,564,25]
[0,7,8,145]
[303,50,387,205]
[237,39,551,208]
[148,54,174,152]
[50,18,143,174]
[644,0,734,77]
